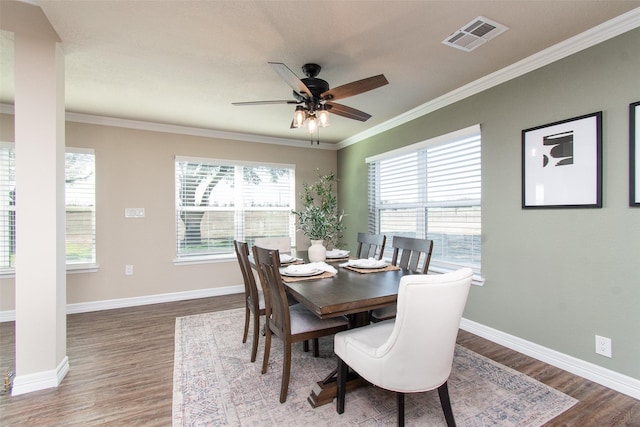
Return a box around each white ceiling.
[2,1,640,145]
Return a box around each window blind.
[65,148,96,266]
[0,144,96,273]
[368,131,481,273]
[175,157,295,259]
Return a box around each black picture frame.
[630,101,640,207]
[522,112,602,209]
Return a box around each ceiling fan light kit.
[232,62,388,140]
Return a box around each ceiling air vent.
[442,16,508,52]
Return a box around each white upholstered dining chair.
[334,268,473,426]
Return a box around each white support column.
[1,1,68,396]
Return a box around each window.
[0,144,96,273]
[175,157,295,260]
[367,125,481,274]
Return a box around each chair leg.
[336,357,348,414]
[437,381,456,427]
[303,340,309,352]
[261,323,271,374]
[242,305,250,343]
[250,312,260,363]
[397,392,405,426]
[313,338,320,357]
[280,341,292,403]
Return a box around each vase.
[308,239,327,262]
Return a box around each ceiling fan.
[232,62,388,133]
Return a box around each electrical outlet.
[125,265,134,276]
[595,335,612,358]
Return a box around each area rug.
[173,308,577,426]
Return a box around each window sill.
[0,263,99,279]
[428,265,485,286]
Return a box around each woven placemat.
[281,271,336,283]
[343,264,401,274]
[325,257,350,263]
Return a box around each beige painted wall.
[0,117,336,310]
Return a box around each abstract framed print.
[630,101,640,207]
[522,112,602,209]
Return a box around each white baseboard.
[65,285,244,315]
[460,318,640,401]
[0,285,244,322]
[11,356,69,396]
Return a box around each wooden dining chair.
[370,236,434,322]
[252,245,349,403]
[234,240,265,363]
[335,268,473,426]
[356,232,386,260]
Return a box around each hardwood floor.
[1,294,639,426]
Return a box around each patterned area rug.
[173,308,577,426]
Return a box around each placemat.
[325,257,350,263]
[343,264,401,274]
[281,271,336,282]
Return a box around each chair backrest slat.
[390,236,434,274]
[356,232,386,260]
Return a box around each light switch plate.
[125,208,145,218]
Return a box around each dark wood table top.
[283,251,415,319]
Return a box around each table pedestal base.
[307,372,366,408]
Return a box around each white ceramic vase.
[308,239,327,262]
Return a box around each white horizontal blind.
[0,143,15,271]
[0,144,96,272]
[368,132,481,272]
[175,157,294,259]
[65,148,96,265]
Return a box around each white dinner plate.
[326,250,350,259]
[279,268,323,277]
[279,254,296,264]
[349,260,387,269]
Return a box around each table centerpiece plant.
[292,170,345,261]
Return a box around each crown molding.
[0,104,337,150]
[64,112,337,150]
[337,7,640,150]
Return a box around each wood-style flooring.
[1,294,639,426]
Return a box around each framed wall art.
[522,111,602,209]
[630,101,640,207]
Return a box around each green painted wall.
[338,28,640,379]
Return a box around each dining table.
[276,250,417,407]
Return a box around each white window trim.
[174,157,296,262]
[366,124,481,164]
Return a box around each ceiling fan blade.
[269,62,313,98]
[232,100,300,106]
[325,101,372,122]
[321,74,388,101]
